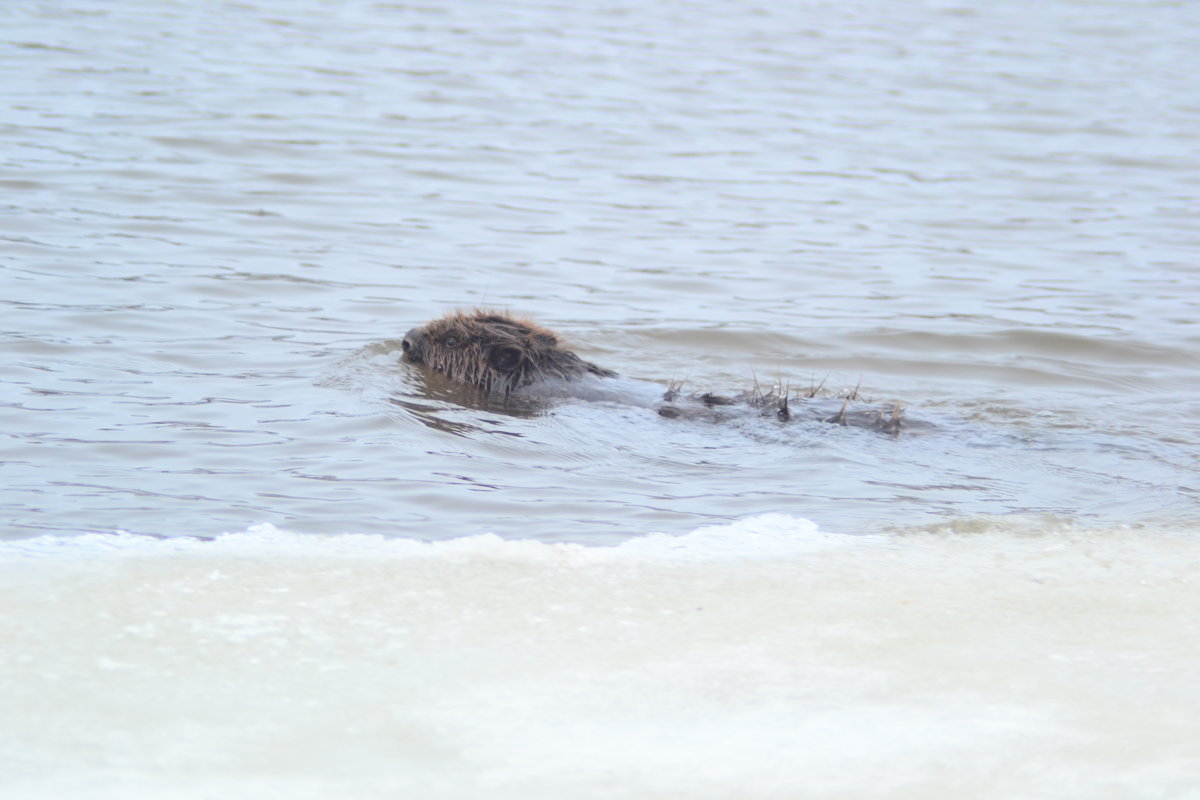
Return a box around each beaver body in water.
[402,310,616,399]
[402,310,903,433]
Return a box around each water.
[2,0,1199,796]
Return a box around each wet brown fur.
[402,310,615,401]
[403,310,903,433]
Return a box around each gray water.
[4,0,1198,541]
[2,1,1200,797]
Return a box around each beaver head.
[402,310,616,399]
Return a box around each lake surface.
[2,0,1199,797]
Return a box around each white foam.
[0,513,854,565]
[3,515,1199,799]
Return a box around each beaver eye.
[444,335,459,348]
[487,345,522,372]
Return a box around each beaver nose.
[401,328,426,363]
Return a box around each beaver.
[402,309,903,433]
[401,310,616,401]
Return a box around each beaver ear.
[487,345,523,373]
